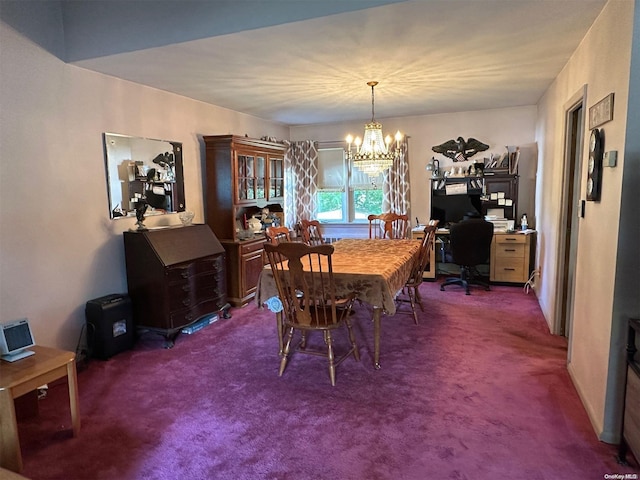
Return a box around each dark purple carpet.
[18,282,638,479]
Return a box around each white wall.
[0,21,288,351]
[291,106,537,232]
[535,0,634,441]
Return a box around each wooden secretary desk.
[203,135,286,307]
[123,224,227,346]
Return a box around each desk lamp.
[426,157,440,178]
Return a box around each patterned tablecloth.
[256,238,420,315]
[256,238,421,369]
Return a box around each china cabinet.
[204,135,286,306]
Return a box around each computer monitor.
[0,318,36,362]
[431,193,483,227]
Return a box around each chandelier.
[345,81,403,177]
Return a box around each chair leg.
[440,277,466,291]
[440,267,472,294]
[462,267,471,294]
[276,311,284,357]
[408,288,418,325]
[469,267,490,291]
[345,318,360,361]
[279,327,294,377]
[415,287,424,312]
[325,331,336,386]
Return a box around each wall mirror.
[103,133,185,219]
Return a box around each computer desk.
[0,345,80,473]
[411,227,536,284]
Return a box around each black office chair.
[440,218,494,295]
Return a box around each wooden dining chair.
[263,242,360,386]
[368,213,410,239]
[396,224,438,324]
[300,219,325,246]
[264,226,291,245]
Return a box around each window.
[317,148,384,222]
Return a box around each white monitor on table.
[0,318,36,362]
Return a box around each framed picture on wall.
[589,93,614,129]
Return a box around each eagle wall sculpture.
[432,137,490,162]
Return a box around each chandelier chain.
[371,83,375,122]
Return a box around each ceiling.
[60,0,606,126]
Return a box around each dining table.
[255,238,421,369]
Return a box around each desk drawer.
[493,257,526,282]
[495,234,526,245]
[241,240,265,255]
[494,243,525,258]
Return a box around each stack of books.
[181,314,219,335]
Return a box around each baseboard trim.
[567,361,615,443]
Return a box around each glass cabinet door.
[236,154,254,202]
[234,150,286,204]
[268,156,284,200]
[236,153,267,203]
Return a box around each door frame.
[553,86,586,346]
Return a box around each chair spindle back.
[264,242,340,328]
[368,213,410,239]
[300,219,325,246]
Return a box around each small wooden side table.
[0,345,80,473]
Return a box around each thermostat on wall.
[604,150,617,167]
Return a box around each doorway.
[556,87,586,342]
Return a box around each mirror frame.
[103,133,185,219]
